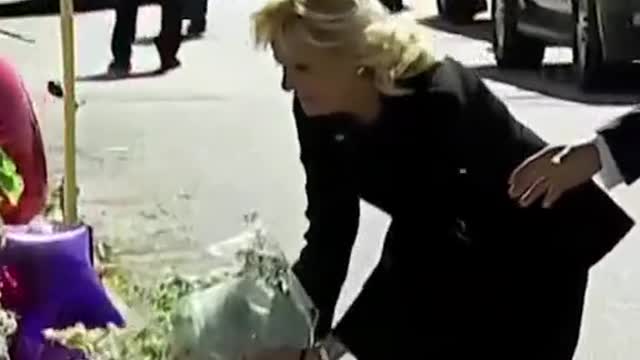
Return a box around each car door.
[534,0,572,13]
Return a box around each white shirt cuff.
[594,134,624,189]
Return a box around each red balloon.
[0,57,48,225]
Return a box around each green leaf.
[0,148,24,206]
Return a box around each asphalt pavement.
[2,0,640,358]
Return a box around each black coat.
[291,58,634,359]
[599,106,640,185]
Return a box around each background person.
[109,0,184,77]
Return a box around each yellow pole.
[59,0,78,224]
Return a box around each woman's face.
[272,23,373,117]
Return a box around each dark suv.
[492,0,640,89]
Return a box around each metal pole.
[59,0,78,224]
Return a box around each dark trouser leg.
[193,0,208,22]
[186,0,207,35]
[156,0,184,64]
[110,0,140,66]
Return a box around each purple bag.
[0,223,124,360]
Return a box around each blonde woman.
[246,0,634,359]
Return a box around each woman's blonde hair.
[252,0,439,95]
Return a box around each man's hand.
[508,143,602,208]
[242,348,320,360]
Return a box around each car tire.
[573,0,606,90]
[492,0,545,68]
[437,0,479,24]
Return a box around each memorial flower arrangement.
[38,243,227,360]
[0,142,316,359]
[0,293,18,360]
[41,212,317,360]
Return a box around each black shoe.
[107,61,131,78]
[155,57,181,74]
[186,19,206,37]
[152,37,181,73]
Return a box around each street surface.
[1,0,640,358]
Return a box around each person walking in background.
[509,107,640,208]
[0,57,48,224]
[184,0,208,37]
[109,0,184,77]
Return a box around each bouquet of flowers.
[169,212,317,359]
[42,212,317,360]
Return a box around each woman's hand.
[242,348,320,360]
[508,143,602,208]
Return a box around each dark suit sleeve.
[598,107,640,185]
[290,99,360,338]
[447,61,634,267]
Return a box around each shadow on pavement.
[419,16,493,43]
[134,35,156,46]
[133,33,204,46]
[76,69,162,82]
[473,63,640,105]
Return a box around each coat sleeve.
[290,99,361,338]
[444,60,634,267]
[598,107,640,185]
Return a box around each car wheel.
[573,0,606,90]
[437,0,479,24]
[492,0,545,68]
